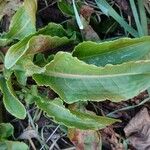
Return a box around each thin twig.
[106,97,150,117]
[49,136,60,150]
[61,147,76,150]
[27,111,49,149]
[29,138,37,150]
[38,0,57,13]
[40,125,60,150]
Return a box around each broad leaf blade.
[13,56,45,85]
[58,0,74,16]
[73,36,150,66]
[5,23,75,69]
[24,0,37,25]
[5,7,36,40]
[5,0,37,40]
[36,98,118,130]
[0,75,26,119]
[0,123,14,140]
[0,141,28,150]
[37,23,73,37]
[33,52,150,103]
[4,35,32,69]
[5,35,72,69]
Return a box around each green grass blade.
[137,0,148,35]
[72,0,84,30]
[95,0,139,37]
[129,0,144,36]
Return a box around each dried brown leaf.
[0,0,22,19]
[18,127,38,140]
[80,5,94,21]
[124,108,150,150]
[102,127,125,150]
[81,25,100,42]
[79,5,100,42]
[68,128,102,150]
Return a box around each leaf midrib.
[45,71,149,79]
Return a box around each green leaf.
[37,23,74,37]
[4,23,75,69]
[0,38,12,47]
[34,53,53,67]
[5,35,72,69]
[4,0,37,40]
[0,141,29,150]
[4,35,32,69]
[0,75,26,119]
[24,0,37,25]
[36,97,119,130]
[14,70,27,86]
[13,56,45,85]
[33,52,150,103]
[58,0,74,16]
[0,123,14,140]
[73,36,150,66]
[0,51,4,63]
